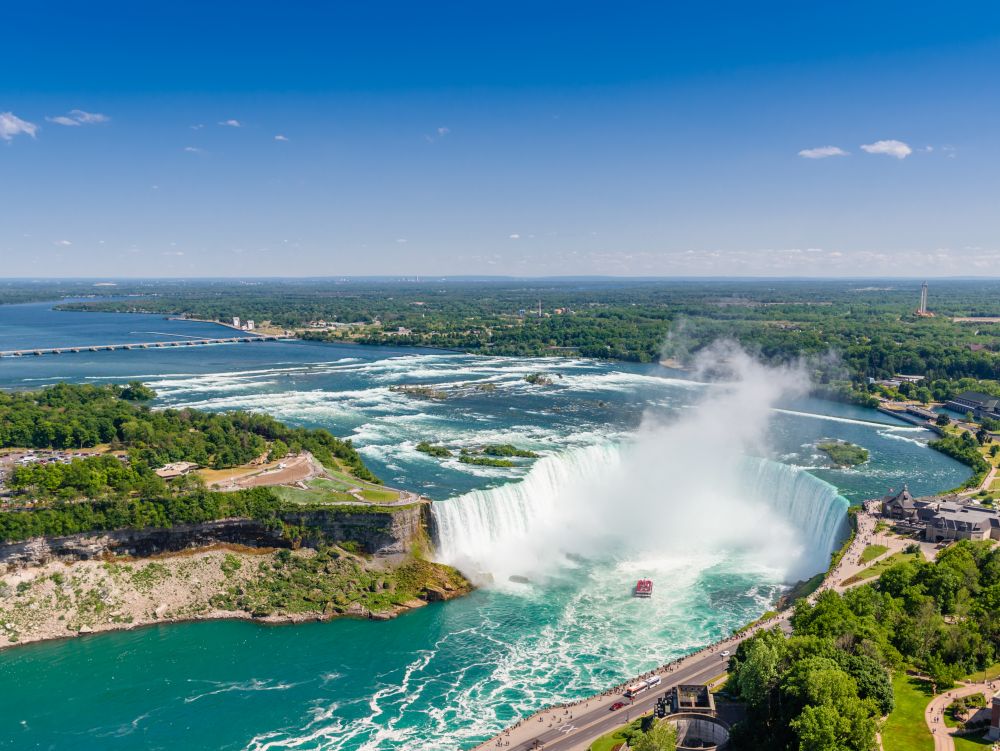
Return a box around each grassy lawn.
[271,485,360,505]
[964,663,1000,682]
[844,552,921,585]
[860,544,889,564]
[953,735,994,750]
[883,673,934,751]
[590,718,644,751]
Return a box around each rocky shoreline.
[0,543,471,650]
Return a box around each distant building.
[919,281,928,315]
[945,391,1000,420]
[232,317,241,329]
[245,320,254,330]
[989,696,1000,740]
[882,486,1000,542]
[154,461,199,479]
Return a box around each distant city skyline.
[3,1,1000,278]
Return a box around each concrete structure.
[989,695,1000,740]
[669,684,716,715]
[881,486,1000,542]
[0,334,280,358]
[919,281,929,315]
[668,713,730,750]
[945,391,1000,420]
[232,317,241,328]
[154,461,199,479]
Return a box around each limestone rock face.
[0,504,430,571]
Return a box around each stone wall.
[0,504,429,570]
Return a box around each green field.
[274,464,407,506]
[883,674,934,751]
[953,735,994,750]
[860,544,889,564]
[845,551,921,584]
[964,663,1000,683]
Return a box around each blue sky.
[2,1,1000,277]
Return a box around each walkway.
[925,682,996,751]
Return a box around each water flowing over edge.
[431,443,851,582]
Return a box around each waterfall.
[739,457,850,571]
[431,442,849,580]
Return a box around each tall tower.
[919,282,928,315]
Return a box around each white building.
[232,316,241,329]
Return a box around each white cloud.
[183,146,203,153]
[219,119,242,128]
[860,139,912,159]
[54,239,72,246]
[274,134,288,141]
[0,112,38,141]
[396,238,408,244]
[437,126,450,136]
[47,109,109,126]
[509,233,521,240]
[69,109,108,124]
[797,145,848,159]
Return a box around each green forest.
[728,540,1000,750]
[31,279,1000,404]
[0,382,377,483]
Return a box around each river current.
[0,302,969,750]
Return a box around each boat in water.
[634,579,653,597]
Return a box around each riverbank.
[0,543,470,650]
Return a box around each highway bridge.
[0,334,284,358]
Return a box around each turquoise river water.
[0,302,970,750]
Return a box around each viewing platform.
[0,334,283,358]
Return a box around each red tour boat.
[634,579,653,597]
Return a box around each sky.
[2,1,1000,278]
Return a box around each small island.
[415,441,540,469]
[817,440,869,467]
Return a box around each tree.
[632,720,677,751]
[268,439,290,461]
[936,413,951,427]
[119,381,156,401]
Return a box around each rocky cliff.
[0,503,429,570]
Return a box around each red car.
[610,701,626,711]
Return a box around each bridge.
[0,335,285,358]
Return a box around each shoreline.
[0,544,471,652]
[0,590,443,654]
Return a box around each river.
[0,301,969,750]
